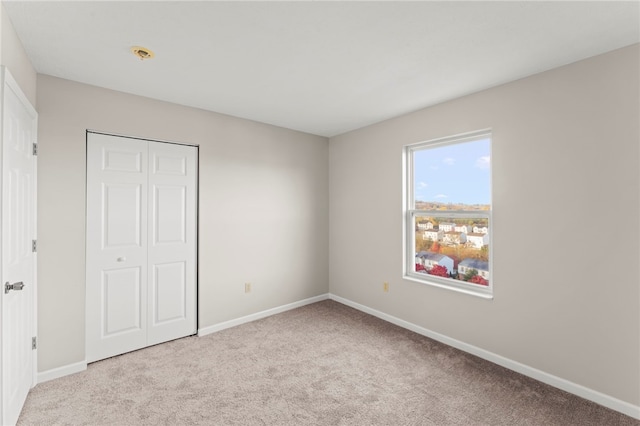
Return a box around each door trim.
[86,129,199,148]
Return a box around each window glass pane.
[414,215,490,286]
[413,138,490,210]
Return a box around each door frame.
[0,67,38,424]
[84,130,199,361]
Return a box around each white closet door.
[86,133,149,362]
[86,133,197,363]
[147,142,197,346]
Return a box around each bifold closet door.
[86,133,197,363]
[147,142,197,347]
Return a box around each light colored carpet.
[18,300,638,425]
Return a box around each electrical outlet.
[383,282,389,292]
[245,282,251,293]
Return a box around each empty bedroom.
[0,1,638,425]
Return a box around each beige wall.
[36,75,329,371]
[329,44,639,405]
[0,3,36,106]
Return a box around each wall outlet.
[245,282,251,293]
[383,282,389,292]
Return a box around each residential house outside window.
[404,130,492,298]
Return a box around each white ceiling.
[4,1,639,137]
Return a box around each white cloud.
[418,181,428,188]
[443,157,455,166]
[475,155,490,169]
[434,194,448,199]
[430,165,439,171]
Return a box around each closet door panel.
[147,142,197,345]
[86,133,148,363]
[153,261,186,324]
[102,267,143,336]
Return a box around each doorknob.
[5,281,25,294]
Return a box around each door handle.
[5,281,25,294]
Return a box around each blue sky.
[413,138,490,205]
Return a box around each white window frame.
[403,129,493,299]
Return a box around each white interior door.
[147,142,197,346]
[86,133,196,363]
[86,134,148,362]
[1,69,37,425]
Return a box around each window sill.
[403,273,494,300]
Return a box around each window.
[404,130,492,298]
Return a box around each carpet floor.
[17,300,638,425]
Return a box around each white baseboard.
[32,294,639,420]
[33,295,330,385]
[37,360,87,384]
[198,293,330,337]
[328,293,640,420]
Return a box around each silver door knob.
[5,281,25,294]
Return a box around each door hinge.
[32,240,37,253]
[33,143,38,156]
[32,337,37,350]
